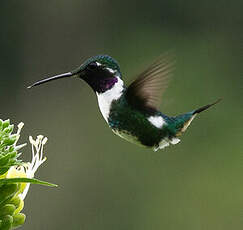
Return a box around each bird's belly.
[112,129,144,147]
[112,128,181,151]
[109,112,167,148]
[107,96,179,150]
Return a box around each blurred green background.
[1,0,243,229]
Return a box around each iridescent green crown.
[82,55,121,75]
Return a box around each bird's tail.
[174,98,222,136]
[192,98,222,115]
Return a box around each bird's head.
[28,55,122,93]
[74,55,122,93]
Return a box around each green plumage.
[108,94,194,148]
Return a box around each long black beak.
[27,72,77,89]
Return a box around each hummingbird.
[28,54,221,151]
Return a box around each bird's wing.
[125,53,174,112]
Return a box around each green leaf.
[0,168,9,176]
[0,178,57,187]
[2,120,10,130]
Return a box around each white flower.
[7,134,48,200]
[13,122,27,152]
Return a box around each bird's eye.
[88,62,98,70]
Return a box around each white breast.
[96,77,124,123]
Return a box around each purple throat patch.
[102,77,118,91]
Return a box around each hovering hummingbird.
[28,54,221,151]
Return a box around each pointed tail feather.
[192,98,222,115]
[174,98,221,136]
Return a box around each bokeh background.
[1,0,243,229]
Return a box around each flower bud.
[0,215,13,230]
[0,152,17,167]
[0,204,16,218]
[13,198,24,215]
[12,213,25,228]
[0,184,18,205]
[0,119,3,130]
[3,137,16,146]
[7,196,24,215]
[2,120,10,130]
[3,125,14,134]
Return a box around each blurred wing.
[126,53,174,112]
